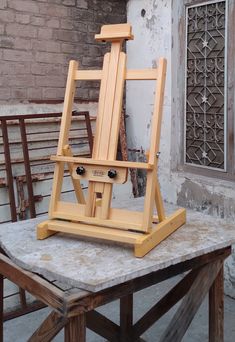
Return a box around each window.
[185,0,227,171]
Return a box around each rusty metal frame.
[1,119,17,222]
[0,110,93,321]
[19,118,36,218]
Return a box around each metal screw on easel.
[76,166,86,175]
[108,169,117,179]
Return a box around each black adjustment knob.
[76,166,85,175]
[108,169,117,179]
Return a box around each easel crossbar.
[50,155,154,170]
[75,69,158,81]
[51,201,147,232]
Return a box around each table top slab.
[0,198,234,292]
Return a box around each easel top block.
[95,23,134,42]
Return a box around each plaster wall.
[127,0,235,297]
[126,0,172,181]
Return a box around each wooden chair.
[38,23,186,257]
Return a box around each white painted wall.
[126,0,235,297]
[126,0,173,200]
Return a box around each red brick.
[31,16,45,26]
[3,49,33,62]
[35,51,65,64]
[75,87,89,99]
[0,24,4,35]
[27,87,42,100]
[89,88,99,100]
[6,23,37,38]
[0,10,15,23]
[8,0,39,13]
[0,0,7,9]
[46,18,60,28]
[88,45,103,57]
[88,23,100,33]
[61,43,76,53]
[32,40,61,53]
[47,64,63,75]
[73,22,87,32]
[1,0,127,103]
[0,88,11,100]
[53,29,81,42]
[35,75,66,87]
[12,37,31,50]
[82,56,103,67]
[77,0,88,9]
[38,27,53,40]
[62,0,76,6]
[12,88,28,99]
[1,37,31,51]
[39,4,68,17]
[60,19,74,30]
[68,8,92,21]
[0,61,30,75]
[42,87,65,99]
[31,63,63,77]
[0,37,14,49]
[8,75,35,87]
[15,13,30,24]
[31,63,47,75]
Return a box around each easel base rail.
[37,208,186,257]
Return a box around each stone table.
[0,198,234,341]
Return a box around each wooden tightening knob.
[76,166,85,175]
[108,169,117,179]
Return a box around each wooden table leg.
[28,311,67,342]
[159,259,223,342]
[64,314,86,342]
[0,275,3,342]
[120,294,134,342]
[209,265,224,342]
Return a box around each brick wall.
[0,0,127,103]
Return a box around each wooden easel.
[37,24,186,257]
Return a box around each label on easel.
[72,164,128,184]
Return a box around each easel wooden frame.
[37,24,186,257]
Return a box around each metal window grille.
[185,0,227,170]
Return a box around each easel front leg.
[49,161,65,217]
[142,168,156,232]
[155,178,165,222]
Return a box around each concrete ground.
[3,275,235,341]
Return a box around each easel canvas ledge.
[37,23,186,257]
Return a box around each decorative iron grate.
[185,0,226,170]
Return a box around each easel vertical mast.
[85,30,128,219]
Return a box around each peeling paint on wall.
[127,0,235,297]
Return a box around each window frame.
[171,0,235,181]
